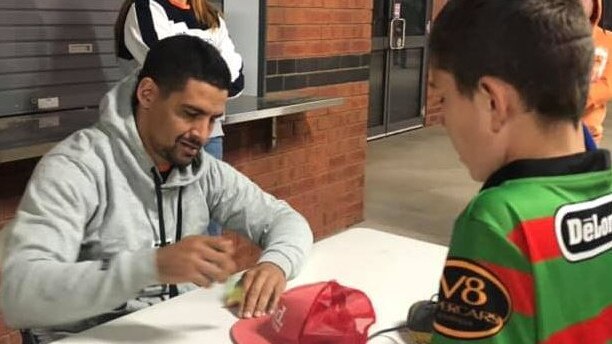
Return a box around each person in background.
[428,0,612,343]
[1,36,312,344]
[582,0,612,144]
[115,0,244,235]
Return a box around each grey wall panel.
[0,82,116,116]
[0,68,122,91]
[0,10,118,26]
[225,0,261,96]
[0,26,114,42]
[0,54,117,73]
[0,109,100,150]
[0,41,115,59]
[0,0,123,117]
[0,2,123,118]
[0,0,123,11]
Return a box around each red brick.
[317,81,368,98]
[323,0,372,9]
[346,148,366,162]
[350,39,371,53]
[8,331,22,344]
[0,314,20,344]
[344,175,365,192]
[285,149,307,166]
[271,185,292,199]
[251,0,374,238]
[290,177,317,195]
[247,143,272,162]
[293,119,313,136]
[328,154,347,167]
[268,0,325,7]
[266,43,284,59]
[321,40,352,55]
[276,121,295,139]
[321,24,370,39]
[329,95,368,113]
[276,134,309,154]
[286,166,306,182]
[269,8,331,25]
[243,155,290,177]
[268,25,322,42]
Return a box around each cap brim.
[230,315,277,344]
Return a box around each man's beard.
[162,135,203,168]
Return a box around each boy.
[429,0,612,343]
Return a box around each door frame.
[367,0,432,139]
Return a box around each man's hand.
[156,236,236,287]
[238,262,286,318]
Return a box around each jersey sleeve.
[432,215,536,344]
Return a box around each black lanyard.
[151,167,183,298]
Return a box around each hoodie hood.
[96,74,208,188]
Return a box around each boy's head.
[429,0,593,181]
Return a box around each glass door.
[368,0,431,138]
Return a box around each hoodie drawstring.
[151,167,184,298]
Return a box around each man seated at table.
[428,0,612,343]
[0,35,313,343]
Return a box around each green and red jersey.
[433,150,612,344]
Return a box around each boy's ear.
[476,76,514,133]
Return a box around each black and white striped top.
[119,0,244,98]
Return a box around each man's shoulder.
[43,126,110,171]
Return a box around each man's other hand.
[238,262,286,318]
[156,236,236,287]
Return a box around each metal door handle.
[389,18,406,50]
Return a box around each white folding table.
[56,228,448,344]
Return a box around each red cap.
[231,281,376,344]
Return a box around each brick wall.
[224,0,372,268]
[265,0,370,235]
[224,1,371,268]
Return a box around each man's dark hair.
[430,0,594,124]
[133,35,231,109]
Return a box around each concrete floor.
[357,114,612,246]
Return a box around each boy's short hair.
[430,0,594,124]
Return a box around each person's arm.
[123,0,175,65]
[586,37,612,108]
[587,70,612,109]
[432,216,536,344]
[204,158,312,280]
[203,157,312,317]
[0,156,158,328]
[215,17,244,98]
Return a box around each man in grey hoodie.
[0,36,313,343]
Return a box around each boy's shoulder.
[461,167,612,234]
[464,180,547,220]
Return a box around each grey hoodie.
[0,75,313,340]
